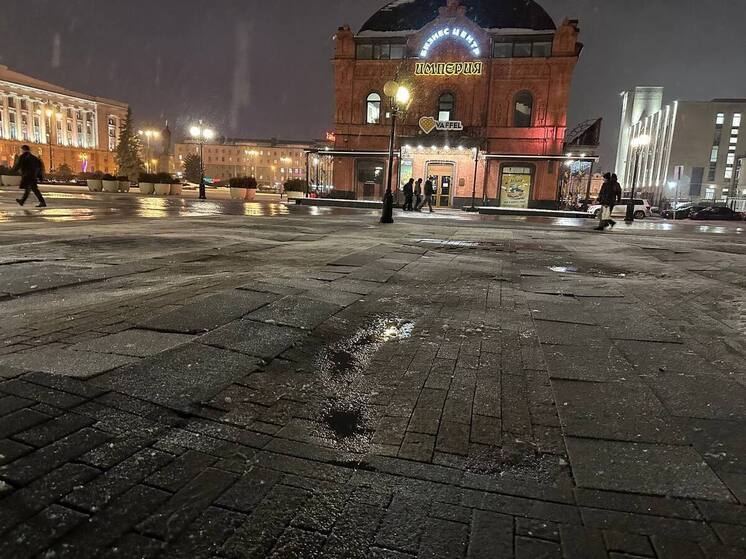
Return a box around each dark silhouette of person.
[14,145,46,207]
[402,178,414,211]
[595,172,621,231]
[418,178,435,212]
[414,178,423,211]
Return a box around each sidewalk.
[0,205,744,558]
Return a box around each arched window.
[366,93,381,124]
[514,91,533,128]
[438,93,455,121]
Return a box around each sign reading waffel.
[419,116,464,134]
[415,62,483,77]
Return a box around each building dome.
[359,0,556,35]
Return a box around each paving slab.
[246,295,341,329]
[0,347,137,378]
[647,373,746,420]
[615,341,717,373]
[94,343,260,409]
[543,345,635,382]
[70,329,194,357]
[137,290,276,334]
[198,319,306,359]
[566,437,734,501]
[553,380,686,444]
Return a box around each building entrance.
[426,162,455,207]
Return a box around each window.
[0,112,4,139]
[7,96,15,108]
[390,44,405,59]
[727,153,736,165]
[356,44,373,59]
[366,93,381,124]
[710,146,719,162]
[514,91,533,128]
[708,163,717,182]
[373,44,390,60]
[357,43,405,60]
[725,167,734,179]
[532,42,552,57]
[513,42,532,57]
[20,99,28,111]
[734,114,742,128]
[33,115,41,143]
[716,113,725,126]
[730,136,738,144]
[438,93,454,121]
[493,42,513,58]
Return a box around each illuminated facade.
[330,0,584,208]
[174,139,329,187]
[0,65,127,173]
[616,87,746,202]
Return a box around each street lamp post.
[381,81,412,224]
[44,108,60,173]
[189,121,215,200]
[626,134,651,223]
[467,147,481,212]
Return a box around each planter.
[87,179,103,192]
[170,183,183,196]
[119,181,131,193]
[102,180,119,193]
[1,175,22,187]
[285,190,305,201]
[139,182,154,195]
[245,189,257,201]
[230,188,247,200]
[154,183,171,196]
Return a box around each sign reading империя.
[415,62,483,77]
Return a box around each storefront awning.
[482,153,599,162]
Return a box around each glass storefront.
[355,159,385,200]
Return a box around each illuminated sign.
[415,62,483,77]
[325,131,336,142]
[420,27,481,58]
[419,116,464,135]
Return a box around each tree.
[55,163,73,181]
[183,153,203,184]
[115,107,143,181]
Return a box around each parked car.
[588,198,652,220]
[661,203,708,220]
[689,206,744,221]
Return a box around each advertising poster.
[500,167,532,208]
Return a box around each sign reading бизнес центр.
[415,62,483,77]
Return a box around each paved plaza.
[0,189,745,558]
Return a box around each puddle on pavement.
[313,317,414,448]
[318,318,414,378]
[466,441,567,484]
[323,407,368,438]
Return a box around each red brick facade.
[331,0,581,208]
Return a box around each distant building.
[174,138,329,187]
[0,64,128,173]
[331,0,586,208]
[615,86,746,203]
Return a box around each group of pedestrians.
[402,177,435,213]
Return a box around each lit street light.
[138,128,161,171]
[189,121,215,200]
[626,134,651,223]
[381,81,412,224]
[44,107,62,172]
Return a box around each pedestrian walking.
[402,178,414,211]
[414,178,423,212]
[14,145,46,208]
[417,177,435,212]
[594,172,620,231]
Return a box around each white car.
[588,198,652,220]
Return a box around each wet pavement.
[0,188,746,557]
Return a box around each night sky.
[1,0,745,168]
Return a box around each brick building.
[0,65,128,174]
[330,0,584,208]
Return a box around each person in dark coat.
[418,178,435,212]
[14,145,46,207]
[610,173,623,226]
[402,178,414,211]
[414,178,423,212]
[595,172,620,231]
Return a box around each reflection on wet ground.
[315,318,414,446]
[2,190,746,236]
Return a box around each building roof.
[359,0,556,35]
[0,64,127,108]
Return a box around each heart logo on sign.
[419,116,437,135]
